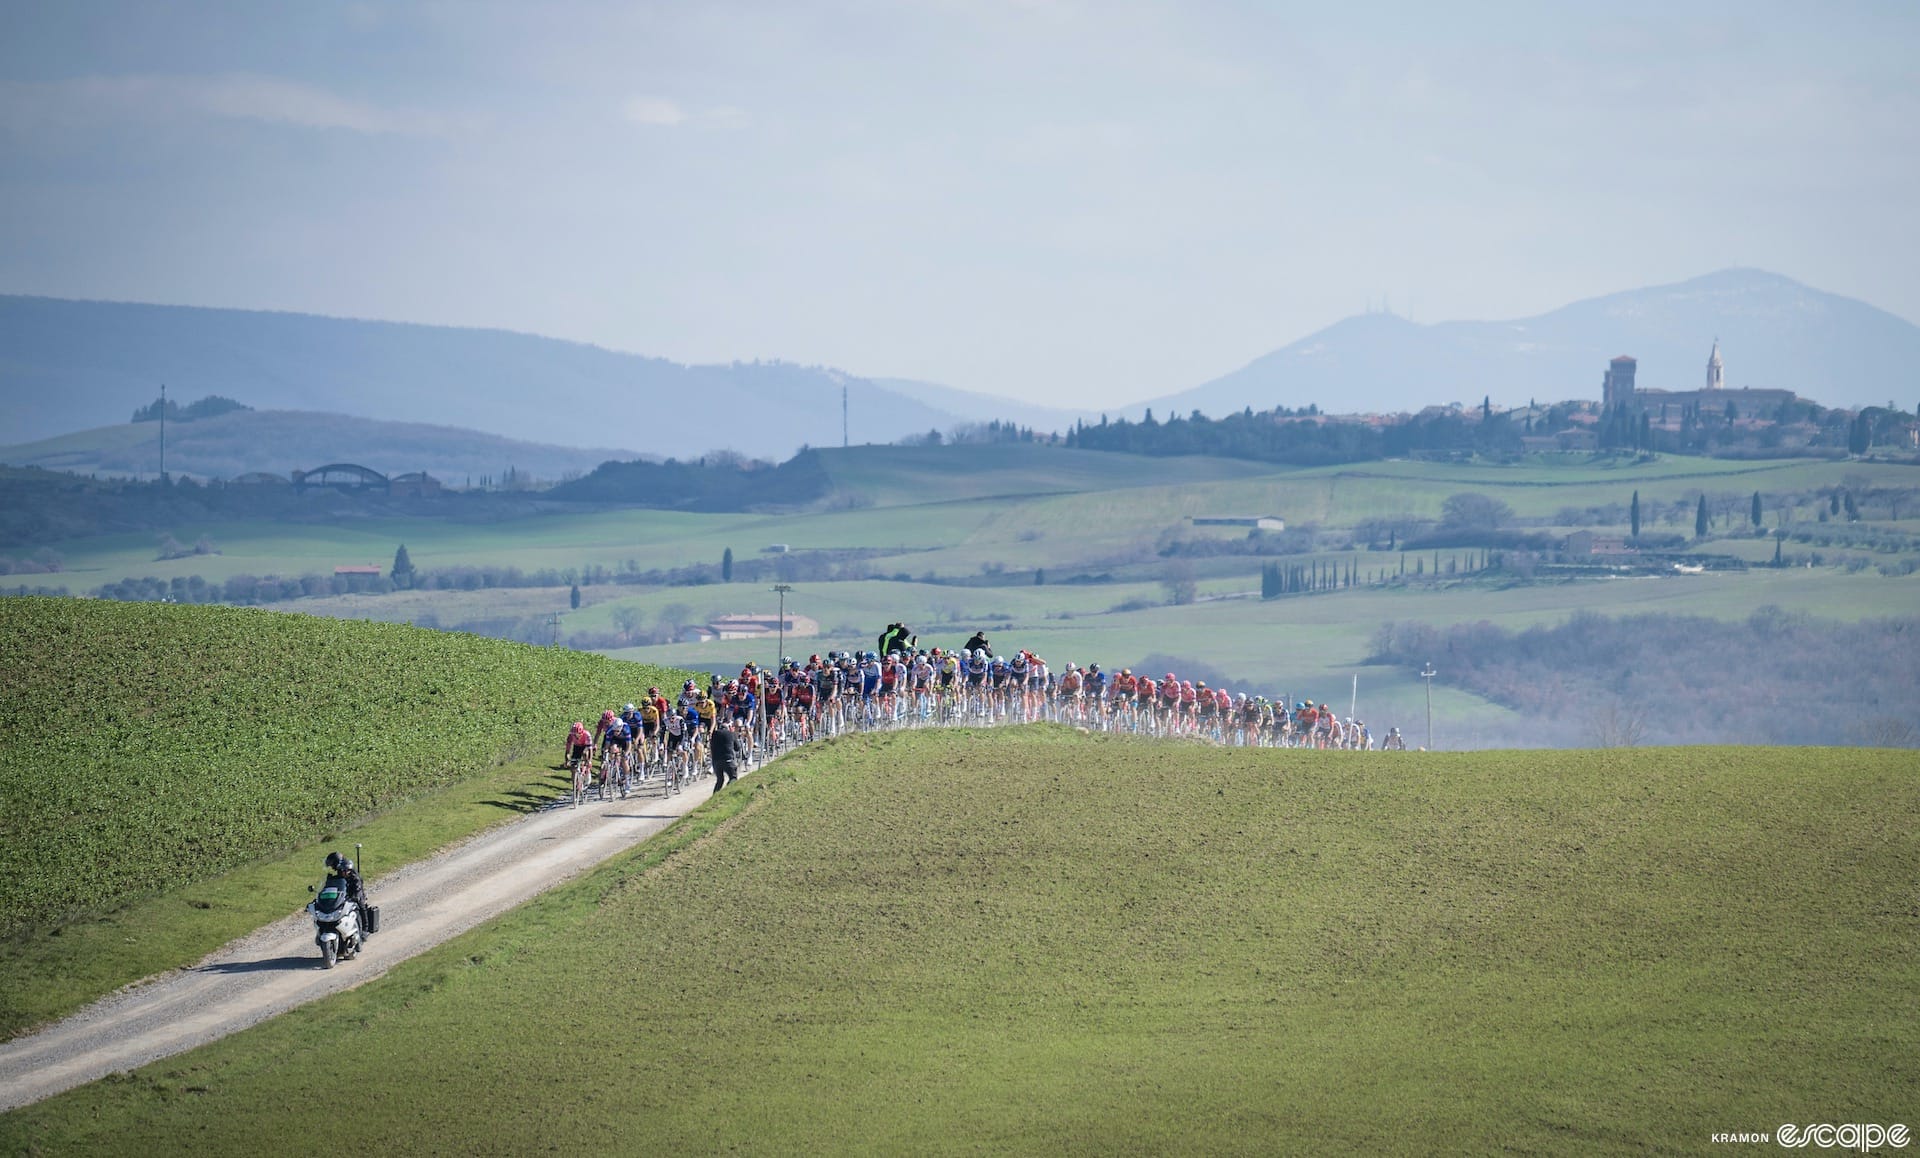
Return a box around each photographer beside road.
[710,719,744,791]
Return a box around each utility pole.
[769,584,794,747]
[772,584,793,670]
[158,383,167,482]
[1419,662,1437,750]
[842,385,848,448]
[546,612,561,648]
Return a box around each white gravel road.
[0,767,744,1113]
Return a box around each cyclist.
[1085,663,1109,713]
[1026,653,1048,715]
[592,708,620,749]
[726,679,755,726]
[601,712,632,785]
[880,651,905,705]
[565,720,593,767]
[620,701,645,752]
[639,696,662,753]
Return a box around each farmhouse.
[1564,532,1634,559]
[332,564,385,576]
[1192,515,1285,531]
[690,613,821,642]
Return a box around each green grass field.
[32,450,1919,591]
[6,729,1914,1152]
[22,447,1918,746]
[0,598,691,1035]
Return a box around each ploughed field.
[0,597,685,1035]
[6,728,1914,1153]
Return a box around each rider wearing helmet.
[323,850,369,932]
[593,708,619,747]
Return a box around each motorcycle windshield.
[314,884,347,914]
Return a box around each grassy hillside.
[0,598,681,936]
[6,730,1914,1151]
[0,409,633,483]
[807,442,1275,506]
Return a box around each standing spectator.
[710,720,742,791]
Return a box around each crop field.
[6,730,1914,1152]
[24,448,1918,746]
[810,442,1276,505]
[33,450,1919,593]
[0,598,683,937]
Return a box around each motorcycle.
[308,875,374,969]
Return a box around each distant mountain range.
[0,409,634,482]
[0,297,969,460]
[1139,269,1920,419]
[2,270,1912,463]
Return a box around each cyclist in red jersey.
[565,721,592,765]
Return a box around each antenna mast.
[842,384,849,448]
[158,383,167,482]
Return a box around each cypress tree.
[569,584,581,610]
[722,547,734,582]
[390,544,414,588]
[1695,495,1709,539]
[1630,490,1641,538]
[1751,491,1762,527]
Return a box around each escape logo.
[1776,1123,1908,1151]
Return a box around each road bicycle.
[571,745,594,808]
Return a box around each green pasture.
[0,754,577,1041]
[8,732,1914,1153]
[30,452,1920,593]
[0,599,691,1030]
[810,442,1274,505]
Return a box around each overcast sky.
[2,0,1915,408]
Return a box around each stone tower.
[1603,356,1638,409]
[1707,339,1724,392]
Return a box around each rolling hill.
[0,408,635,482]
[6,731,1913,1151]
[1139,268,1920,418]
[0,296,965,459]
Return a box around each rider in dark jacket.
[878,623,916,656]
[324,851,369,932]
[962,631,991,656]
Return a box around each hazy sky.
[2,1,1915,408]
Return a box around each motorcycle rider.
[323,851,370,935]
